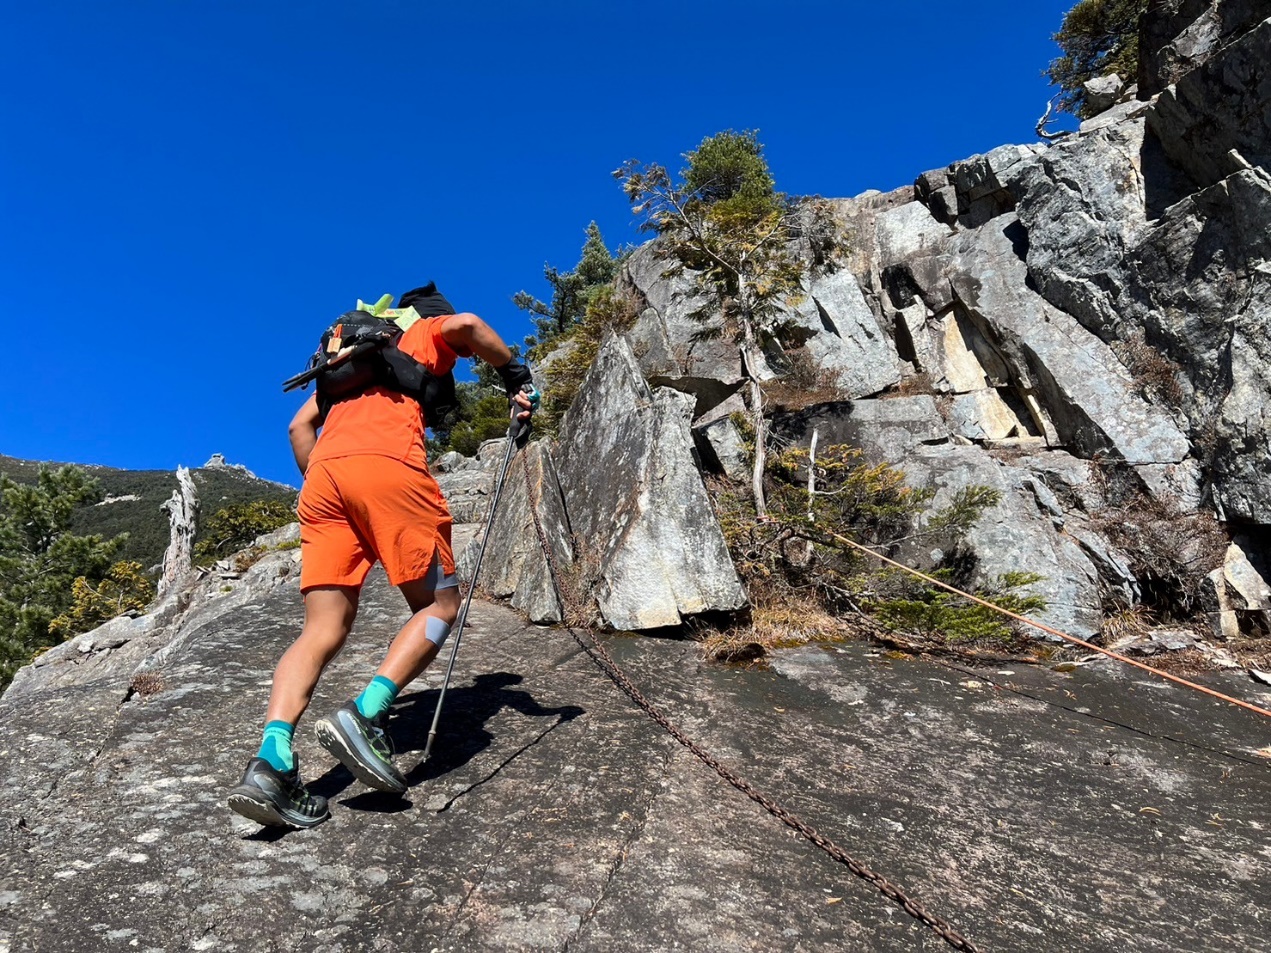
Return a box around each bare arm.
[440,313,534,419]
[289,394,323,476]
[439,312,514,367]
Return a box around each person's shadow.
[306,672,584,812]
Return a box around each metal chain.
[519,455,982,953]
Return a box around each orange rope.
[826,529,1271,721]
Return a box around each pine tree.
[515,222,617,351]
[0,466,128,687]
[1047,0,1150,117]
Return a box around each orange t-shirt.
[308,315,468,471]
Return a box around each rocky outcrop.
[620,243,747,414]
[453,0,1271,646]
[771,268,901,397]
[554,335,748,629]
[462,441,573,625]
[1139,0,1269,97]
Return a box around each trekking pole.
[422,403,529,760]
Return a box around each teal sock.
[256,720,295,773]
[355,675,399,719]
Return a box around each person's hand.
[512,388,534,421]
[510,383,540,448]
[511,383,541,421]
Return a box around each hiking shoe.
[315,701,408,794]
[227,757,330,828]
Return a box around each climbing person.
[227,283,538,828]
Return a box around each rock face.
[4,568,1268,953]
[555,335,747,629]
[463,441,573,625]
[454,0,1271,644]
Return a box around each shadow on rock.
[302,673,584,810]
[394,672,586,785]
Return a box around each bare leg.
[375,580,461,688]
[265,586,359,725]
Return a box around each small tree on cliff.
[616,131,784,516]
[1047,0,1150,116]
[616,130,833,517]
[514,222,618,352]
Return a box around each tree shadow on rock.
[392,672,585,785]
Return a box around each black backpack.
[282,305,458,425]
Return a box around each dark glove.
[496,359,540,448]
[495,358,535,400]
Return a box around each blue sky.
[1,0,1079,485]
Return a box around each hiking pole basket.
[422,404,528,760]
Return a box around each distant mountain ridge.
[0,453,297,570]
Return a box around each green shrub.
[516,222,618,351]
[194,499,295,565]
[532,285,640,435]
[446,389,517,456]
[875,570,1046,644]
[708,444,1046,654]
[0,465,130,689]
[48,560,154,638]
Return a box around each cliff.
[470,0,1271,659]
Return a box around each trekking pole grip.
[509,383,537,447]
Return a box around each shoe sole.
[227,789,328,829]
[315,715,407,794]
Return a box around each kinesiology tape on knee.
[425,615,451,648]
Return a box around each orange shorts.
[298,455,455,592]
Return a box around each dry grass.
[892,371,936,398]
[1112,333,1185,406]
[699,599,857,663]
[1229,635,1271,672]
[233,545,267,574]
[1129,648,1214,678]
[760,347,848,411]
[129,671,166,697]
[1087,461,1229,620]
[1101,604,1155,645]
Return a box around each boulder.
[462,442,572,625]
[556,334,747,629]
[1083,73,1125,114]
[901,444,1106,640]
[947,390,1028,442]
[691,393,750,482]
[432,450,470,474]
[893,302,941,372]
